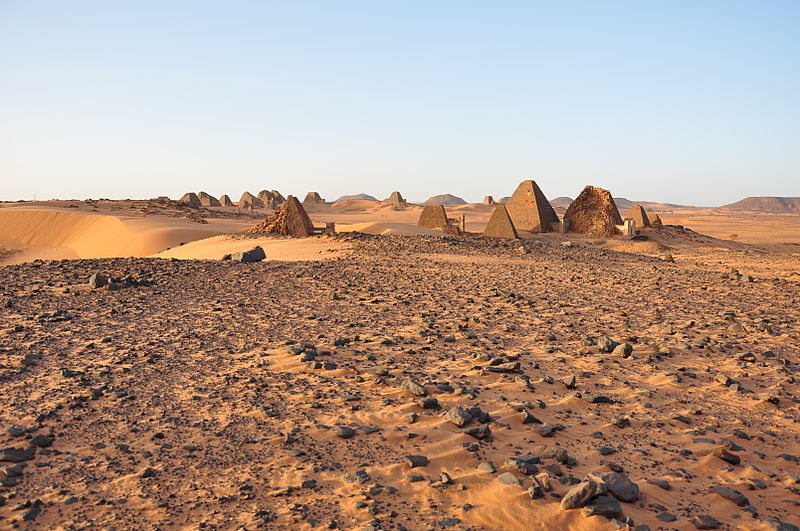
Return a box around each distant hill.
[332,193,378,202]
[721,196,800,213]
[549,196,573,209]
[613,198,695,211]
[423,194,467,206]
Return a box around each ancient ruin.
[482,196,495,205]
[626,204,651,228]
[303,192,325,205]
[179,192,201,206]
[247,195,315,237]
[239,191,264,208]
[197,191,221,207]
[483,205,518,239]
[505,180,560,232]
[564,185,623,238]
[219,194,234,207]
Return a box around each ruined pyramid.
[564,185,623,238]
[197,191,221,207]
[247,195,315,237]
[258,190,276,207]
[219,194,234,207]
[482,196,495,205]
[625,205,651,228]
[179,192,201,206]
[239,192,263,208]
[649,213,663,227]
[303,192,325,205]
[505,180,559,232]
[483,205,518,239]
[387,191,406,205]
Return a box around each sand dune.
[0,207,250,264]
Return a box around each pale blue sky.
[1,1,798,205]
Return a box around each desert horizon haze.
[1,1,799,204]
[1,2,799,531]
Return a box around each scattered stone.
[444,406,473,427]
[405,455,429,468]
[587,471,639,502]
[691,515,722,529]
[714,447,740,465]
[712,485,749,506]
[582,495,621,517]
[496,472,520,485]
[335,426,356,439]
[560,480,606,509]
[401,378,427,396]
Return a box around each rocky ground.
[1,233,798,530]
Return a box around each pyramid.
[482,196,495,205]
[303,192,325,205]
[563,185,623,238]
[219,194,234,207]
[197,191,221,207]
[247,195,315,237]
[483,205,518,239]
[387,191,406,205]
[505,180,559,232]
[258,190,276,207]
[179,192,201,206]
[650,213,663,227]
[417,205,449,230]
[239,191,264,208]
[625,205,651,228]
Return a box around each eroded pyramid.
[505,180,559,232]
[248,195,315,237]
[564,185,623,238]
[198,191,221,207]
[179,192,201,206]
[219,194,234,207]
[239,191,264,208]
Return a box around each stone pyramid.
[303,192,325,205]
[197,191,221,207]
[239,191,264,208]
[417,205,449,230]
[247,195,315,236]
[505,180,559,232]
[482,196,495,205]
[649,213,663,227]
[219,194,234,207]
[387,191,406,205]
[179,192,201,206]
[564,185,623,238]
[483,205,518,239]
[626,205,651,228]
[258,190,276,206]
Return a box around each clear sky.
[1,1,798,205]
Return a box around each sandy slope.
[153,235,348,261]
[0,207,250,264]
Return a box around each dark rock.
[1,447,34,462]
[587,471,639,502]
[335,426,356,439]
[228,246,267,263]
[712,485,749,506]
[463,425,492,440]
[656,512,677,522]
[405,455,429,468]
[582,495,621,517]
[30,434,53,448]
[88,273,108,289]
[714,447,740,465]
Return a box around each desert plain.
[1,192,799,531]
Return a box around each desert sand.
[1,196,799,530]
